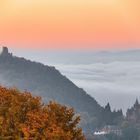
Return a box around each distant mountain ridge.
[10,48,140,66]
[39,49,140,64]
[0,47,104,131]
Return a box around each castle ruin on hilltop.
[0,47,12,57]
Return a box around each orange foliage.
[0,86,85,140]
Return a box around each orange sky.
[0,0,140,50]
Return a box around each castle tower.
[0,46,12,57]
[134,98,139,108]
[2,47,9,54]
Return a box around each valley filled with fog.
[12,49,140,113]
[53,61,140,113]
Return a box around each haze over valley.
[10,48,140,112]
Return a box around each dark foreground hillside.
[0,47,103,131]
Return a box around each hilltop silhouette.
[0,47,104,131]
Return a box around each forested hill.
[0,47,104,131]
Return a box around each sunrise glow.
[0,0,140,49]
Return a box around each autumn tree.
[0,86,85,140]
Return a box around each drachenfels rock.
[0,47,12,57]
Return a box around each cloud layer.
[53,61,140,112]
